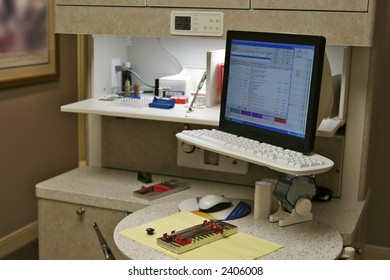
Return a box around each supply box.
[159,70,192,97]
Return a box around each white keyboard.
[176,129,334,176]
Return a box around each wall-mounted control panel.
[170,11,224,37]
[177,141,248,174]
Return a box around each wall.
[365,1,390,255]
[92,35,129,97]
[0,35,79,239]
[126,37,346,84]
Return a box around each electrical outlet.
[170,11,223,37]
[126,36,132,46]
[177,141,248,174]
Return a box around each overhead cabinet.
[251,0,368,12]
[56,0,250,8]
[56,0,368,11]
[55,0,377,46]
[146,0,250,9]
[56,0,146,6]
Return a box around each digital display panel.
[175,16,191,31]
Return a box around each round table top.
[114,202,343,260]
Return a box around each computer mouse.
[198,194,232,213]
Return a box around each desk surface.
[114,202,343,260]
[61,98,220,126]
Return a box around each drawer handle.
[76,208,86,216]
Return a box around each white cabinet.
[251,0,368,12]
[38,199,128,260]
[56,0,146,6]
[147,0,250,9]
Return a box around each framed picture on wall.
[0,0,57,88]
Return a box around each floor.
[0,239,39,260]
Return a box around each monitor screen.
[219,31,326,154]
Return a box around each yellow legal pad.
[120,211,282,260]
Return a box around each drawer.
[251,0,368,12]
[38,199,128,260]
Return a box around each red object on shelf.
[170,96,188,104]
[218,63,224,97]
[153,184,172,193]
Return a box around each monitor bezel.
[219,30,326,154]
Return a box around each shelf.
[61,98,220,126]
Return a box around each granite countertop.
[36,166,367,258]
[114,202,343,260]
[35,166,256,213]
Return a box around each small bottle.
[133,81,140,97]
[121,62,132,93]
[125,79,131,96]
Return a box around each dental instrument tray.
[133,179,190,201]
[157,220,238,254]
[148,97,176,109]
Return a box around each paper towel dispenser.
[317,47,351,137]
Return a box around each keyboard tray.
[176,129,334,176]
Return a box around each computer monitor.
[219,30,326,154]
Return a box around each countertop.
[114,202,343,260]
[36,166,367,259]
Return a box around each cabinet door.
[56,0,146,6]
[147,0,250,9]
[38,199,128,260]
[251,0,368,12]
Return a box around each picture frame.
[0,0,57,88]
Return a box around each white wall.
[92,35,129,97]
[93,35,345,95]
[126,37,225,86]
